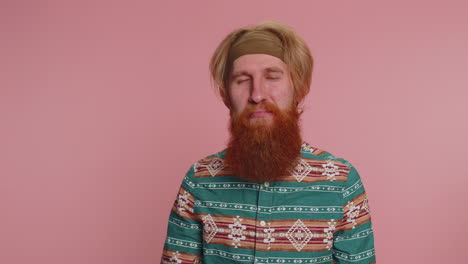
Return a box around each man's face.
[228,54,295,125]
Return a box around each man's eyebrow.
[231,67,284,79]
[265,67,284,74]
[231,71,250,79]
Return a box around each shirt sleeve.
[161,165,203,264]
[332,166,376,264]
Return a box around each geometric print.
[301,142,326,156]
[333,248,376,263]
[195,155,350,183]
[194,145,348,183]
[194,156,233,178]
[206,157,225,177]
[161,249,202,264]
[301,142,316,153]
[168,216,201,230]
[287,158,350,183]
[342,178,363,198]
[203,248,334,263]
[289,159,313,182]
[162,142,376,264]
[322,219,337,250]
[202,214,218,243]
[345,200,361,229]
[338,192,372,231]
[171,187,196,220]
[286,219,314,251]
[321,161,340,181]
[334,228,373,242]
[198,214,351,252]
[190,181,344,193]
[186,180,344,193]
[165,237,202,250]
[196,200,343,214]
[228,216,247,248]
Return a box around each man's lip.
[250,110,272,118]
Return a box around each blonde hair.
[209,21,313,107]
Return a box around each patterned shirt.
[161,142,376,264]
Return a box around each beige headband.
[227,31,284,67]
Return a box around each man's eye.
[267,76,280,80]
[237,79,249,84]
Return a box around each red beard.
[225,102,302,183]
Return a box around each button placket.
[256,181,273,254]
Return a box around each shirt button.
[263,181,270,187]
[260,220,266,226]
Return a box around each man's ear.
[296,97,305,114]
[220,86,231,109]
[219,87,231,109]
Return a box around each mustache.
[230,102,283,127]
[236,102,279,116]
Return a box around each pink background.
[1,1,467,263]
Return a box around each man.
[161,22,376,264]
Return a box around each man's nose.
[249,78,266,104]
